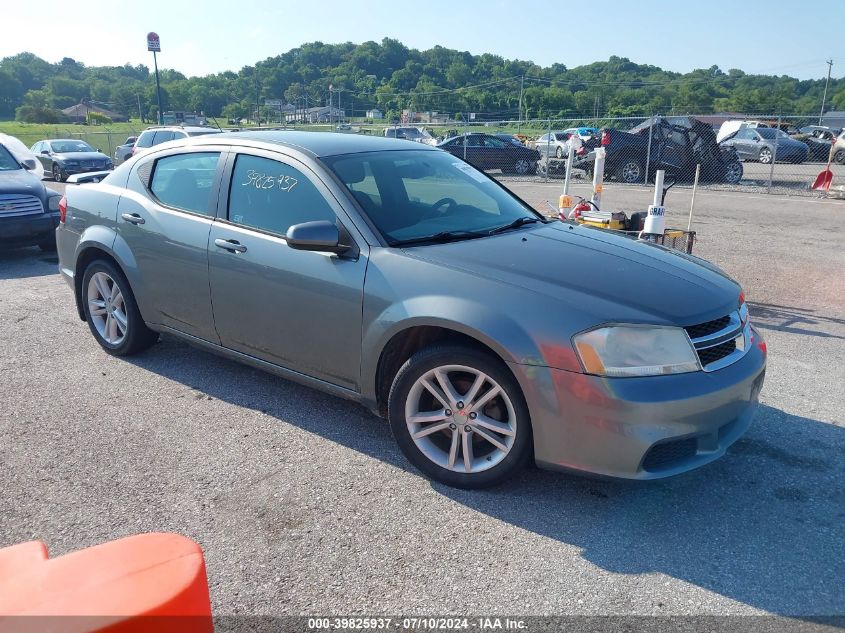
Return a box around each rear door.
[207,150,367,389]
[115,148,224,342]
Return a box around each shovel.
[812,144,836,191]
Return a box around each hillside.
[1,40,842,122]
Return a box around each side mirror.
[286,220,350,255]
[41,150,50,155]
[20,158,37,171]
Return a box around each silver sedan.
[55,132,766,488]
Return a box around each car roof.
[140,126,216,134]
[44,138,89,143]
[188,130,435,158]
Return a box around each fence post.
[643,114,654,185]
[545,118,552,183]
[767,115,781,194]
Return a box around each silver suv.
[131,125,221,158]
[55,131,766,488]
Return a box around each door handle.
[214,238,247,253]
[121,213,145,225]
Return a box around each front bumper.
[59,165,113,176]
[0,212,60,246]
[510,328,767,479]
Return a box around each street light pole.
[819,59,834,125]
[152,51,163,125]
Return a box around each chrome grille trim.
[0,193,44,217]
[685,310,750,372]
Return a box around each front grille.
[642,437,698,471]
[697,339,737,366]
[684,310,747,371]
[684,315,731,339]
[0,193,44,217]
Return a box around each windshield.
[187,129,221,137]
[50,140,96,153]
[324,149,541,245]
[0,144,22,171]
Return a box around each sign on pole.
[147,32,161,52]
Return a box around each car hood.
[53,152,108,161]
[402,222,740,326]
[0,169,47,197]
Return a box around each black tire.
[387,344,533,489]
[758,147,773,164]
[616,158,643,183]
[555,145,564,159]
[52,164,64,182]
[834,149,845,165]
[81,259,158,356]
[38,236,57,252]
[724,161,743,184]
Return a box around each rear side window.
[149,152,220,215]
[152,130,176,145]
[227,154,335,237]
[135,131,155,148]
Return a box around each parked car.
[55,131,766,488]
[832,131,845,164]
[716,120,769,143]
[573,117,744,184]
[563,126,598,141]
[791,132,833,161]
[439,133,541,174]
[798,125,841,137]
[534,131,573,158]
[383,126,437,146]
[494,133,525,147]
[0,141,62,251]
[30,139,113,182]
[114,136,137,165]
[131,126,222,158]
[720,127,809,164]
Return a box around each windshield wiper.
[487,216,543,235]
[388,230,489,247]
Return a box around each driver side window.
[228,154,336,237]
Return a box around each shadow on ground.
[748,301,845,340]
[126,335,845,616]
[0,247,59,280]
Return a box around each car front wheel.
[555,145,564,159]
[388,344,532,489]
[616,159,643,183]
[834,149,845,165]
[52,164,64,182]
[724,161,743,184]
[759,147,773,164]
[81,259,158,356]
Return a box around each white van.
[717,120,769,143]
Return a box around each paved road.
[1,184,843,617]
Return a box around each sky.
[3,0,842,81]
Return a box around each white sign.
[147,32,161,52]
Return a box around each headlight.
[48,196,60,211]
[573,325,700,377]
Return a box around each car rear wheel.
[616,159,643,183]
[834,149,845,165]
[759,147,773,164]
[81,260,158,356]
[388,344,532,489]
[52,164,63,182]
[513,158,533,175]
[724,161,743,184]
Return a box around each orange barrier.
[0,533,212,633]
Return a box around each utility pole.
[137,94,143,123]
[255,69,260,128]
[819,59,834,125]
[517,75,524,132]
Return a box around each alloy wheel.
[515,159,531,174]
[52,164,63,182]
[759,148,773,164]
[87,271,128,345]
[404,364,517,474]
[621,161,641,183]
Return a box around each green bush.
[15,105,66,124]
[87,112,112,125]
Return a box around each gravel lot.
[1,182,843,618]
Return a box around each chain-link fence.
[314,114,843,197]
[4,127,144,167]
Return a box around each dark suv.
[131,126,221,158]
[0,142,62,251]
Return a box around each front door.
[208,151,367,390]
